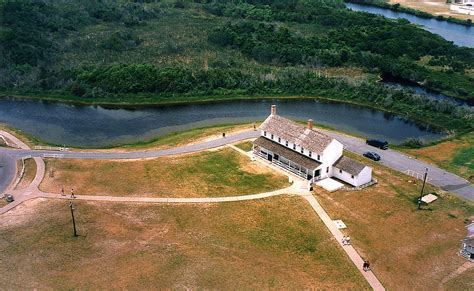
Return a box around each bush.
[401,138,425,148]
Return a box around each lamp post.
[417,168,428,210]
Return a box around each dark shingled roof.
[253,136,321,170]
[333,156,367,176]
[259,114,333,154]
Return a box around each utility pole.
[69,200,77,237]
[417,168,428,210]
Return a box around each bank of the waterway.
[0,97,445,148]
[346,2,474,48]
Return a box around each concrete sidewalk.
[301,193,385,291]
[0,129,471,201]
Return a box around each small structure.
[252,105,372,187]
[460,222,474,261]
[454,0,474,4]
[421,193,438,204]
[451,0,474,15]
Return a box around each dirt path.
[440,261,474,287]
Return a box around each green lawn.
[403,133,474,181]
[234,141,254,152]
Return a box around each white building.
[460,222,474,261]
[253,105,372,187]
[451,0,474,15]
[454,0,474,4]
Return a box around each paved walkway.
[0,133,386,288]
[0,129,471,201]
[301,193,385,290]
[0,131,46,215]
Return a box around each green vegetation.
[235,141,254,152]
[402,132,474,181]
[0,0,473,134]
[0,197,369,289]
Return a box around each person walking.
[363,260,370,271]
[61,187,65,196]
[222,132,226,138]
[71,188,75,199]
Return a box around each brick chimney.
[307,119,313,130]
[271,105,277,115]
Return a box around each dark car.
[363,152,381,161]
[5,194,14,203]
[366,139,388,150]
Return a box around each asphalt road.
[0,155,16,194]
[0,130,472,202]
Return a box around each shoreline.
[345,0,473,26]
[0,93,450,138]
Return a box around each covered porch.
[253,137,320,180]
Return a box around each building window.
[285,141,288,147]
[339,169,342,174]
[326,167,329,173]
[301,147,304,154]
[271,134,274,139]
[317,155,320,160]
[309,151,312,157]
[264,131,267,137]
[351,175,354,179]
[278,137,281,143]
[293,144,296,150]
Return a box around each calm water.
[381,75,473,107]
[346,3,474,48]
[0,98,444,148]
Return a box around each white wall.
[332,166,372,187]
[322,140,343,164]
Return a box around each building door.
[315,169,321,178]
[268,154,273,162]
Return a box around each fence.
[43,153,65,158]
[404,169,432,182]
[35,146,69,151]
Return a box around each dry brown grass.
[15,158,36,190]
[444,266,474,290]
[40,148,289,197]
[0,196,369,289]
[317,153,474,290]
[389,0,474,20]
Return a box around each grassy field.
[0,196,369,289]
[234,141,254,152]
[15,158,37,190]
[40,148,289,197]
[444,266,474,290]
[402,132,474,182]
[316,152,474,290]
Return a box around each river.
[0,97,444,148]
[345,2,474,48]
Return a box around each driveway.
[0,129,472,202]
[323,130,474,202]
[0,155,16,194]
